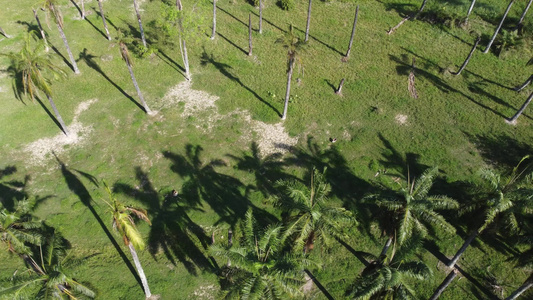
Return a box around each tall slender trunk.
[211,0,216,39]
[305,0,312,42]
[80,0,85,20]
[483,0,515,54]
[97,0,112,40]
[124,56,152,114]
[518,0,533,31]
[259,0,263,34]
[465,0,476,21]
[281,58,295,120]
[33,9,49,52]
[128,243,152,298]
[505,275,533,300]
[429,269,458,300]
[51,4,80,74]
[177,0,190,80]
[335,78,345,95]
[46,94,69,135]
[342,5,359,61]
[387,0,428,35]
[448,229,479,268]
[452,37,480,75]
[513,74,533,92]
[248,14,252,56]
[507,91,533,124]
[132,0,147,47]
[380,236,393,257]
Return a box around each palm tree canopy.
[209,209,318,299]
[273,168,356,251]
[2,33,66,102]
[276,24,306,71]
[0,199,42,255]
[364,167,459,245]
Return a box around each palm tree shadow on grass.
[53,154,144,290]
[50,45,73,72]
[0,166,29,211]
[34,96,64,134]
[200,50,281,117]
[84,15,108,40]
[163,144,277,227]
[113,167,217,275]
[465,133,533,169]
[78,48,144,111]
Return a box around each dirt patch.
[23,99,97,165]
[190,284,217,300]
[395,114,408,125]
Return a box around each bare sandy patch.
[190,284,217,300]
[395,114,408,125]
[23,99,97,165]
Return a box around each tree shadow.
[378,0,418,18]
[156,50,186,74]
[84,15,108,40]
[465,133,533,168]
[52,154,144,290]
[389,52,509,119]
[217,31,247,55]
[335,237,370,267]
[324,79,337,93]
[50,45,74,71]
[113,167,217,275]
[377,133,429,179]
[215,5,248,29]
[35,96,64,133]
[467,81,524,116]
[200,50,281,117]
[15,20,40,35]
[77,48,144,111]
[249,11,287,34]
[163,144,276,227]
[0,166,28,211]
[69,0,82,18]
[304,269,335,300]
[292,25,344,56]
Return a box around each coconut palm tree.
[42,0,80,74]
[273,168,356,253]
[305,0,312,42]
[363,167,459,256]
[102,181,153,299]
[209,209,317,299]
[0,228,95,299]
[132,0,147,47]
[346,236,432,299]
[117,31,153,115]
[277,25,305,120]
[483,0,515,54]
[3,33,70,135]
[430,157,533,299]
[507,92,533,125]
[0,199,42,256]
[97,0,112,40]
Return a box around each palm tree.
[506,91,533,125]
[465,0,477,23]
[0,228,95,299]
[32,8,49,52]
[3,33,70,135]
[430,157,533,299]
[346,236,432,299]
[364,167,459,256]
[132,0,147,47]
[483,0,515,54]
[97,0,112,40]
[505,235,533,299]
[305,0,312,42]
[211,0,216,39]
[209,209,317,299]
[102,182,153,299]
[518,0,533,31]
[273,168,356,253]
[0,199,42,256]
[42,0,80,74]
[117,32,154,115]
[277,25,305,120]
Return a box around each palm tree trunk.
[387,0,428,35]
[518,0,533,31]
[80,0,85,20]
[335,78,345,95]
[46,94,69,135]
[128,243,152,298]
[33,9,49,52]
[52,4,80,74]
[176,1,191,81]
[0,26,8,38]
[465,0,476,22]
[505,274,533,300]
[97,0,112,41]
[248,14,252,56]
[132,0,147,47]
[342,5,359,62]
[429,269,458,300]
[513,74,533,92]
[124,57,152,114]
[380,236,393,257]
[452,37,480,75]
[305,0,312,42]
[259,0,263,34]
[211,0,216,39]
[506,91,533,124]
[281,58,295,120]
[447,229,478,268]
[483,0,515,54]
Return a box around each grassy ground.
[1,0,532,299]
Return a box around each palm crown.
[0,199,42,255]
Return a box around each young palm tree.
[117,32,154,115]
[0,229,95,299]
[209,209,317,299]
[42,0,80,74]
[364,167,459,256]
[431,157,533,299]
[3,33,70,135]
[102,182,153,299]
[273,168,356,253]
[277,25,305,120]
[346,236,432,299]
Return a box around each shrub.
[278,0,295,11]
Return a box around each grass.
[0,0,532,299]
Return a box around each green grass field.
[1,0,532,299]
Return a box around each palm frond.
[411,167,438,198]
